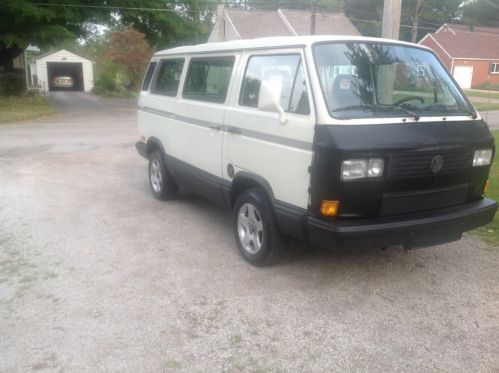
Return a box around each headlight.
[341,158,384,181]
[473,149,493,166]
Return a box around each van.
[136,36,497,266]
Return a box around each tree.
[107,29,153,90]
[0,0,107,71]
[462,0,499,27]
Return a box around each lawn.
[471,101,499,111]
[474,130,499,246]
[0,95,56,123]
[465,89,499,100]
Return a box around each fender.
[228,171,307,240]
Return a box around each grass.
[474,130,499,246]
[465,90,499,100]
[471,101,499,111]
[0,95,56,123]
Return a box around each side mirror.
[257,80,287,124]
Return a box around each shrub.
[475,82,499,91]
[0,73,25,96]
[93,71,117,93]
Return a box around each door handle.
[209,124,221,130]
[227,126,241,134]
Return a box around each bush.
[475,82,499,91]
[0,73,25,96]
[93,71,117,93]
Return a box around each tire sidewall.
[148,151,170,199]
[233,189,276,265]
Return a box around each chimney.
[216,4,225,41]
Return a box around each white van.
[136,36,497,265]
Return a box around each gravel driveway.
[1,92,498,372]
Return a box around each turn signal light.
[483,180,490,194]
[320,200,339,217]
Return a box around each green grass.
[471,100,499,111]
[474,130,499,246]
[465,90,499,100]
[0,95,56,123]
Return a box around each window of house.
[490,63,499,74]
[152,59,184,96]
[240,54,310,115]
[183,57,235,103]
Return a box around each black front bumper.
[308,198,497,250]
[135,141,148,159]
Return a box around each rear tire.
[233,188,284,266]
[148,150,178,200]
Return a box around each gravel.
[1,92,498,372]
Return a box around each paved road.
[482,110,499,130]
[1,92,498,372]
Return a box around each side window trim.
[150,58,185,97]
[238,52,311,116]
[181,55,236,104]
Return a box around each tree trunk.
[411,0,425,43]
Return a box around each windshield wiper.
[332,103,420,121]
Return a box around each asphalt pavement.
[1,92,498,372]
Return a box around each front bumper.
[307,198,497,250]
[135,141,148,159]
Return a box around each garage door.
[47,62,84,92]
[453,65,473,89]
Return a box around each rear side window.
[152,59,184,96]
[183,57,235,103]
[240,54,310,115]
[141,61,157,91]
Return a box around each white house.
[35,49,94,92]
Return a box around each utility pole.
[381,0,402,40]
[310,0,317,35]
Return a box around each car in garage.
[52,76,74,88]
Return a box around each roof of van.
[154,35,431,57]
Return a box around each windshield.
[313,42,475,120]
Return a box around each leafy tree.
[107,28,153,90]
[0,0,107,71]
[400,0,462,42]
[461,0,499,27]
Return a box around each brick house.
[419,24,499,89]
[208,5,359,43]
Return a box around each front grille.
[379,184,468,216]
[388,148,473,179]
[141,62,157,91]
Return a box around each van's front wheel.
[148,150,178,200]
[233,189,284,266]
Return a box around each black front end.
[308,119,497,249]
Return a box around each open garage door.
[47,62,84,91]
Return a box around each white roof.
[154,35,431,57]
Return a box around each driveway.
[1,92,498,372]
[482,110,499,130]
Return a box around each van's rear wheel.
[233,189,284,266]
[149,150,178,200]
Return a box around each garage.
[453,65,474,89]
[35,49,94,93]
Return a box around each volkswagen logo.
[431,155,444,173]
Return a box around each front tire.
[233,188,284,266]
[148,150,178,200]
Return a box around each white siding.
[35,49,94,92]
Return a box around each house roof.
[279,9,360,36]
[155,35,431,57]
[225,9,292,38]
[420,24,499,60]
[213,7,360,42]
